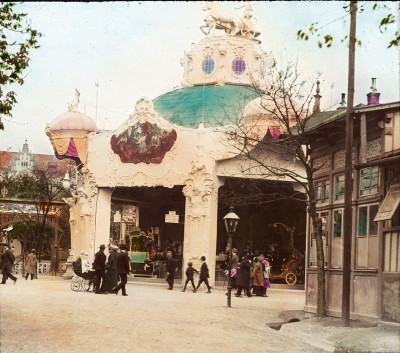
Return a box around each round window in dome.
[232,58,246,75]
[202,58,215,75]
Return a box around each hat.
[200,256,206,261]
[118,243,127,250]
[99,244,106,250]
[232,248,238,253]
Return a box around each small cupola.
[45,89,96,165]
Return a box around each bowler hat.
[119,243,127,250]
[99,244,106,250]
[201,256,206,261]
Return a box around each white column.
[94,188,114,256]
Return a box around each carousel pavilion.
[45,3,305,285]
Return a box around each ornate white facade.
[46,2,305,285]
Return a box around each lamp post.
[223,205,239,308]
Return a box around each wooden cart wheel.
[285,272,297,285]
[71,281,81,291]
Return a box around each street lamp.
[223,205,239,308]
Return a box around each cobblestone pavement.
[0,276,322,353]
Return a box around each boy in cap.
[93,244,107,294]
[194,256,211,293]
[181,261,198,292]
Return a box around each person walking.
[166,251,177,290]
[112,243,131,296]
[182,262,198,292]
[251,258,264,296]
[25,249,37,280]
[194,256,211,293]
[106,244,118,293]
[93,244,107,294]
[235,256,252,297]
[1,244,17,284]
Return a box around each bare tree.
[222,62,326,317]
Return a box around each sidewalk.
[1,275,398,353]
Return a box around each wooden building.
[304,84,400,322]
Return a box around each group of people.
[1,245,38,284]
[230,248,270,298]
[93,243,131,296]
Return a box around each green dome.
[153,84,260,128]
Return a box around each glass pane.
[358,206,368,237]
[316,184,321,203]
[369,204,379,235]
[232,58,246,75]
[202,58,214,74]
[325,184,330,203]
[335,175,345,200]
[333,210,342,237]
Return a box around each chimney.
[337,93,346,110]
[312,80,321,115]
[367,78,380,105]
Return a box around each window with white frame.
[334,174,345,201]
[309,211,329,267]
[356,204,379,268]
[360,167,379,196]
[315,179,330,205]
[384,232,400,272]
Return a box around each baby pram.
[70,257,97,292]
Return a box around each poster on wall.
[122,205,139,225]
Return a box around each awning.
[374,184,400,221]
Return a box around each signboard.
[113,211,121,223]
[165,211,179,224]
[122,205,138,224]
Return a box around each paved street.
[0,276,321,353]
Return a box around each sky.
[0,1,399,155]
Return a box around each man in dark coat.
[106,244,118,292]
[235,256,252,297]
[1,244,17,284]
[112,244,131,296]
[194,256,211,293]
[93,244,107,294]
[166,251,177,290]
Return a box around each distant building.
[0,140,69,176]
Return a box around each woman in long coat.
[25,249,37,280]
[235,256,252,297]
[251,258,264,296]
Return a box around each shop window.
[332,209,343,268]
[232,58,246,75]
[384,232,400,272]
[315,179,330,205]
[334,174,345,201]
[202,57,214,75]
[333,209,343,238]
[356,204,379,269]
[309,211,328,267]
[360,167,379,196]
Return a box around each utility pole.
[95,82,99,132]
[342,0,357,327]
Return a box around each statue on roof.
[200,1,259,39]
[68,88,80,112]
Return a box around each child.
[262,259,270,297]
[182,262,198,292]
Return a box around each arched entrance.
[109,186,185,278]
